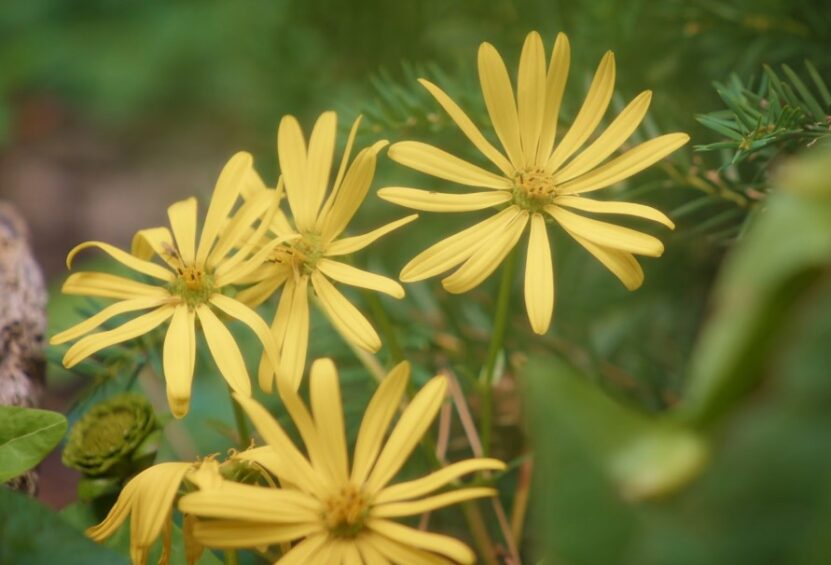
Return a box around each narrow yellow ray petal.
[163,305,196,419]
[377,187,511,213]
[441,210,528,294]
[387,141,511,190]
[310,358,349,482]
[365,376,447,493]
[311,272,381,352]
[178,482,320,522]
[233,446,282,477]
[316,116,364,233]
[555,195,675,228]
[524,213,554,335]
[131,227,178,268]
[363,532,452,565]
[240,161,269,199]
[418,78,513,176]
[63,306,174,368]
[351,361,410,485]
[325,215,417,256]
[278,115,312,230]
[400,206,520,282]
[277,378,337,484]
[62,272,168,300]
[196,151,253,263]
[306,111,337,222]
[517,31,547,164]
[557,133,690,194]
[214,235,294,287]
[319,146,381,243]
[50,296,165,345]
[208,188,275,266]
[278,533,329,565]
[167,197,198,265]
[341,542,363,565]
[547,205,664,256]
[195,305,251,396]
[86,475,140,540]
[569,232,645,290]
[374,458,506,504]
[368,520,475,564]
[192,520,319,549]
[546,51,615,173]
[257,280,296,393]
[278,277,310,391]
[234,272,287,309]
[555,90,652,182]
[478,42,524,169]
[355,537,393,565]
[212,191,281,278]
[67,241,173,281]
[536,33,571,164]
[130,463,193,560]
[317,259,404,298]
[373,487,496,518]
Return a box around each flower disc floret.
[169,266,216,308]
[323,484,370,538]
[512,168,559,212]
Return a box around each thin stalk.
[480,249,517,456]
[364,290,405,365]
[228,386,251,447]
[223,550,239,565]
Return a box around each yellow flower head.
[380,31,689,334]
[240,112,417,392]
[179,359,505,563]
[51,153,282,418]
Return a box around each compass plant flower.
[50,153,282,418]
[239,112,417,392]
[179,358,505,564]
[380,31,689,334]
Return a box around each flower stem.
[228,387,250,447]
[480,249,517,456]
[364,290,405,365]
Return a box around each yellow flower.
[240,112,417,391]
[380,31,689,334]
[51,153,282,418]
[179,358,505,563]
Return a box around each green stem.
[364,290,405,365]
[228,387,250,447]
[480,249,517,456]
[223,550,239,565]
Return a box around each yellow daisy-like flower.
[179,358,505,564]
[51,153,282,417]
[241,112,417,391]
[380,31,689,334]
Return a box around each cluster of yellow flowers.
[52,31,687,564]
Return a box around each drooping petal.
[311,272,381,352]
[167,197,198,265]
[325,215,417,256]
[86,473,140,541]
[418,78,513,176]
[362,532,452,565]
[374,458,506,504]
[195,305,251,396]
[536,33,571,164]
[50,296,166,345]
[365,375,447,493]
[131,227,178,268]
[377,187,511,213]
[547,205,664,256]
[317,259,404,298]
[63,306,174,368]
[278,115,312,231]
[569,232,645,290]
[163,305,196,419]
[233,446,283,478]
[67,241,173,282]
[387,142,511,190]
[209,295,281,375]
[305,111,338,222]
[192,520,319,549]
[555,195,674,228]
[373,487,496,518]
[478,42,524,169]
[524,213,554,335]
[368,519,475,564]
[517,31,547,164]
[62,272,168,300]
[309,358,349,482]
[351,361,410,485]
[178,482,320,523]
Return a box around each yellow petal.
[277,378,337,483]
[311,272,381,352]
[546,51,615,174]
[524,213,554,335]
[355,537,393,565]
[131,227,178,268]
[215,235,295,288]
[362,532,452,565]
[478,42,524,169]
[325,215,417,256]
[374,458,506,504]
[163,305,196,419]
[555,90,652,183]
[400,206,520,282]
[210,294,281,377]
[196,152,253,263]
[178,482,319,522]
[387,141,511,190]
[258,280,300,393]
[377,187,511,213]
[547,205,664,256]
[86,473,140,541]
[233,446,283,478]
[310,358,349,482]
[62,272,167,300]
[208,188,275,266]
[557,133,691,194]
[50,296,165,345]
[317,259,404,298]
[517,31,547,164]
[277,533,329,565]
[63,306,174,368]
[278,115,312,231]
[67,241,173,282]
[536,33,571,164]
[341,542,363,565]
[195,305,251,396]
[569,232,644,290]
[351,361,410,485]
[555,195,675,228]
[192,520,319,549]
[365,375,447,493]
[306,111,337,222]
[274,277,310,391]
[212,194,282,280]
[441,209,528,294]
[234,273,287,309]
[368,519,475,564]
[315,116,365,233]
[319,145,381,242]
[167,197,198,265]
[418,78,513,176]
[373,487,496,518]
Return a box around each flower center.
[170,264,216,307]
[512,168,558,212]
[322,484,369,539]
[269,234,323,275]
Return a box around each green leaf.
[782,64,826,121]
[805,60,831,107]
[0,406,67,482]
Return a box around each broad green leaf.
[0,406,67,482]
